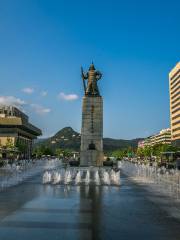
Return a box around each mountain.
[34,127,81,151]
[34,127,143,152]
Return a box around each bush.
[103,161,113,167]
[0,160,4,168]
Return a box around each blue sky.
[0,0,179,139]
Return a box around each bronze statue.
[81,63,102,96]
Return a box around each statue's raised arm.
[81,67,88,94]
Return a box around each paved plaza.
[0,174,180,240]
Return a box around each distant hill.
[34,127,143,152]
[103,137,143,152]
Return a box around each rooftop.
[0,106,42,137]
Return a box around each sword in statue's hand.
[81,67,87,94]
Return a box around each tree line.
[111,144,179,159]
[33,143,180,160]
[32,145,73,158]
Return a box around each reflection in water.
[103,185,110,193]
[63,185,71,197]
[1,175,180,240]
[0,176,43,219]
[80,185,103,240]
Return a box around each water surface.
[0,174,180,240]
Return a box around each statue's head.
[89,63,95,71]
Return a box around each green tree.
[43,147,53,156]
[136,143,180,160]
[6,137,14,149]
[33,146,42,158]
[112,149,125,158]
[33,145,53,157]
[55,148,64,158]
[63,149,72,157]
[15,141,28,159]
[16,142,27,153]
[136,147,145,158]
[127,146,135,158]
[143,146,152,158]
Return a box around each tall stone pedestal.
[80,96,104,166]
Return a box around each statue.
[80,62,104,166]
[81,63,102,96]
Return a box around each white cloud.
[22,87,34,94]
[0,96,51,117]
[0,96,26,107]
[58,92,79,101]
[41,91,48,97]
[30,104,51,115]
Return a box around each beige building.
[169,62,180,145]
[138,128,171,148]
[0,106,42,159]
[152,128,171,145]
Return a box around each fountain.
[121,160,180,200]
[103,171,110,185]
[114,171,120,185]
[42,168,121,186]
[95,170,100,185]
[53,172,61,184]
[75,170,81,185]
[85,170,90,185]
[117,161,122,169]
[43,171,52,184]
[110,169,117,184]
[64,170,72,185]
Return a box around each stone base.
[80,96,103,166]
[80,150,104,167]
